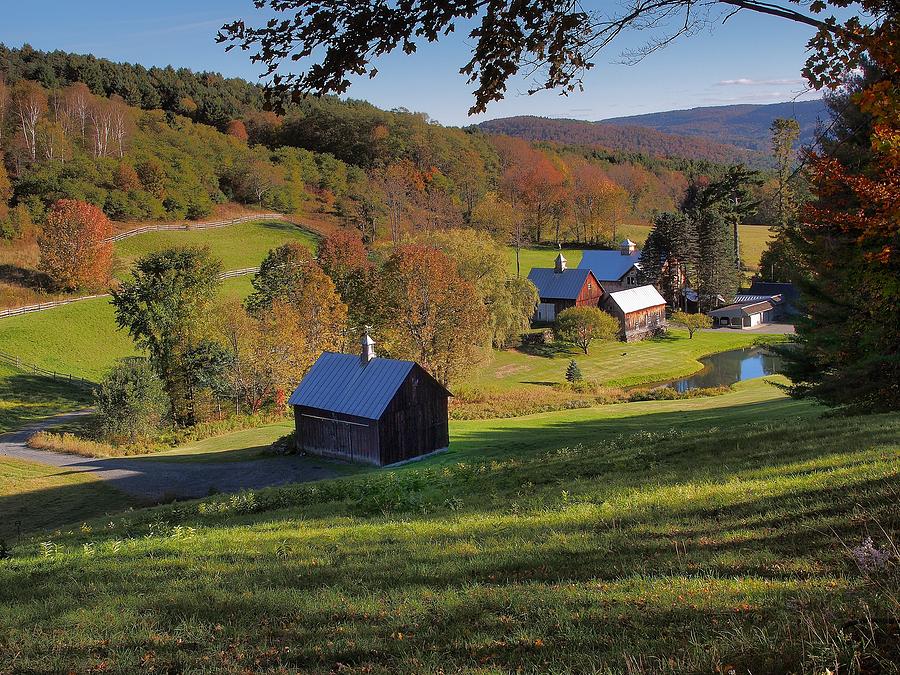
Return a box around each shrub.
[94,358,170,443]
[556,306,620,354]
[565,359,583,382]
[627,385,731,402]
[27,431,118,458]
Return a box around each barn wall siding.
[379,366,450,465]
[294,407,381,465]
[575,272,603,307]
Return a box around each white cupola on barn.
[361,329,376,364]
[620,239,637,255]
[554,252,567,273]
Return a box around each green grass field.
[1,377,897,673]
[470,328,771,391]
[113,220,318,275]
[147,421,295,463]
[0,276,253,382]
[0,457,136,539]
[505,246,584,276]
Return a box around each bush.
[556,307,620,354]
[94,358,170,443]
[627,385,731,402]
[521,329,553,346]
[27,431,118,458]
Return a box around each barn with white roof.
[601,284,668,342]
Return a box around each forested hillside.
[0,44,754,255]
[476,116,767,166]
[601,100,828,152]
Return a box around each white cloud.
[716,77,807,86]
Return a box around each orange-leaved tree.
[38,199,113,291]
[380,244,488,386]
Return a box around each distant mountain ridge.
[477,116,768,167]
[599,100,828,153]
[478,100,829,167]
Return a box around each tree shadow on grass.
[0,264,55,292]
[0,372,92,433]
[516,341,576,358]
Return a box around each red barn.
[527,254,602,323]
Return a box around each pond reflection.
[670,347,784,392]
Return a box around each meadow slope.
[2,379,898,673]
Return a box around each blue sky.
[0,0,823,126]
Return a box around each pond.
[669,346,784,392]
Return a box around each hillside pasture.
[505,246,583,276]
[0,276,253,382]
[2,378,897,673]
[113,220,319,275]
[0,364,91,433]
[0,457,135,540]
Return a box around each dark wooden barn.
[288,334,451,466]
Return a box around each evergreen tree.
[640,211,693,306]
[565,360,583,383]
[681,165,760,309]
[781,61,900,413]
[770,118,800,230]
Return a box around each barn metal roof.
[734,293,782,304]
[288,352,419,420]
[578,249,642,281]
[746,281,799,302]
[527,267,595,300]
[709,300,775,317]
[607,284,667,314]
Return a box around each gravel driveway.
[0,411,340,502]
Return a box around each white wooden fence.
[0,349,94,386]
[0,294,110,319]
[0,268,260,319]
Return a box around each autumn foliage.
[380,244,488,386]
[226,119,249,142]
[38,199,113,291]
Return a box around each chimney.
[361,328,376,364]
[554,253,567,273]
[620,239,636,255]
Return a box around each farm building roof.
[288,352,436,420]
[733,293,783,305]
[745,281,799,302]
[709,300,775,318]
[527,267,595,300]
[578,249,642,282]
[606,285,667,314]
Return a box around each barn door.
[337,422,353,460]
